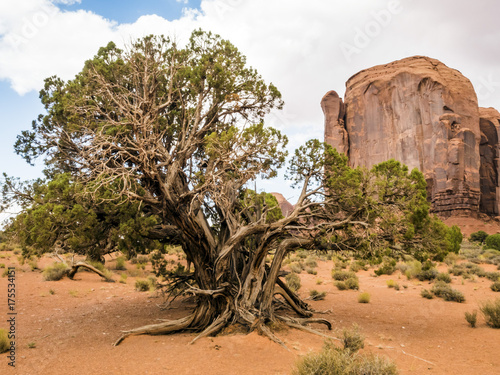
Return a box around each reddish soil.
[1,251,500,375]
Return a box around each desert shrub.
[486,272,500,282]
[421,289,433,299]
[386,280,398,288]
[42,263,69,281]
[0,263,5,268]
[358,292,370,303]
[286,272,301,292]
[335,281,348,291]
[404,260,422,279]
[374,258,396,276]
[316,279,323,285]
[1,269,8,277]
[309,290,326,301]
[119,273,128,284]
[416,268,438,281]
[135,279,150,292]
[306,268,317,275]
[465,311,477,328]
[290,262,304,274]
[0,329,9,354]
[115,256,127,271]
[345,277,359,290]
[147,276,157,291]
[350,260,368,273]
[436,272,452,283]
[431,281,465,302]
[469,230,489,243]
[443,252,459,266]
[341,324,364,353]
[481,299,500,328]
[332,270,356,281]
[27,259,38,271]
[293,342,397,375]
[305,256,318,269]
[490,281,500,292]
[485,234,500,251]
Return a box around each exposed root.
[189,306,231,345]
[274,286,312,317]
[114,314,194,346]
[256,321,288,349]
[278,316,339,341]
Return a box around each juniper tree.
[6,29,460,345]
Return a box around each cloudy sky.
[1,0,500,216]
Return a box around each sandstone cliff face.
[270,192,294,217]
[479,107,500,215]
[324,56,500,217]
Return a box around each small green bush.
[341,324,364,353]
[436,272,452,283]
[305,256,318,269]
[345,277,359,290]
[306,267,318,275]
[480,298,500,328]
[374,258,396,276]
[490,281,500,292]
[286,272,301,292]
[431,281,465,302]
[332,270,356,281]
[469,230,489,243]
[404,260,422,279]
[0,263,5,268]
[386,279,398,288]
[443,252,459,266]
[309,290,326,301]
[421,289,433,299]
[335,281,348,291]
[0,328,9,354]
[416,268,438,281]
[358,292,370,303]
[115,256,127,271]
[464,311,477,328]
[290,262,304,274]
[485,234,500,251]
[486,272,500,282]
[42,263,69,281]
[292,340,397,375]
[135,279,150,292]
[119,273,128,284]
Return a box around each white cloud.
[1,0,500,199]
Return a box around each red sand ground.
[1,245,500,375]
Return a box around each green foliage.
[464,311,477,328]
[292,340,397,375]
[430,281,465,302]
[480,298,500,328]
[0,329,9,354]
[386,280,399,289]
[332,270,356,281]
[341,324,365,353]
[485,234,500,251]
[469,230,489,243]
[345,277,359,290]
[309,290,326,301]
[421,289,433,299]
[286,272,301,292]
[115,256,127,271]
[290,262,304,274]
[42,262,69,281]
[135,279,151,292]
[358,292,370,303]
[374,258,396,276]
[490,281,500,292]
[436,272,452,283]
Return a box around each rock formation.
[271,192,294,217]
[324,56,500,217]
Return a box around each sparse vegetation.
[469,230,488,244]
[421,289,433,299]
[309,290,326,301]
[386,279,399,289]
[285,272,301,292]
[119,273,128,284]
[480,298,500,328]
[332,270,356,281]
[115,256,127,271]
[42,263,69,281]
[135,279,150,292]
[293,333,397,375]
[436,272,452,283]
[431,281,465,302]
[374,258,396,276]
[290,262,304,274]
[486,234,500,251]
[341,324,364,353]
[490,281,500,292]
[464,311,477,328]
[27,342,36,349]
[358,292,370,303]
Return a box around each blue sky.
[1,0,500,223]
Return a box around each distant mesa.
[323,56,500,218]
[271,192,294,217]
